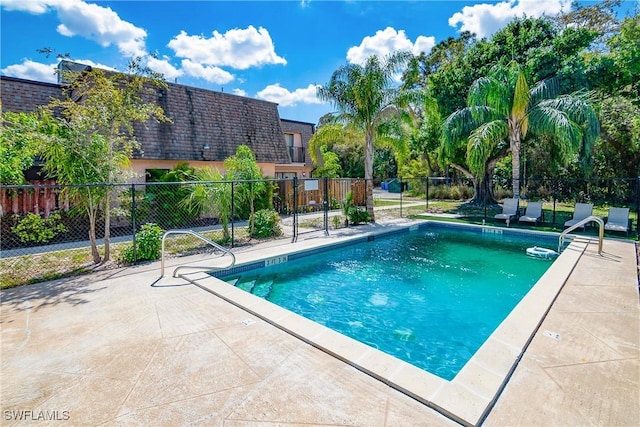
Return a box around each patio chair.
[518,201,543,225]
[494,198,519,226]
[604,207,630,234]
[563,203,593,229]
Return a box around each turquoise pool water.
[223,226,554,380]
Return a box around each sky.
[0,0,612,125]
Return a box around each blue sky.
[0,0,606,124]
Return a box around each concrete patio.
[1,221,638,426]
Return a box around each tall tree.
[42,58,169,263]
[443,64,600,202]
[317,52,411,220]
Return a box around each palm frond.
[468,76,510,116]
[308,123,350,165]
[529,77,560,106]
[529,105,583,159]
[466,120,508,177]
[512,72,531,119]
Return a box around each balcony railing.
[288,146,305,163]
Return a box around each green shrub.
[346,206,371,225]
[342,191,371,225]
[494,186,513,201]
[119,223,165,264]
[428,184,473,200]
[11,212,67,244]
[252,209,282,238]
[146,163,200,228]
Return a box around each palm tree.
[443,64,600,202]
[184,167,232,242]
[317,52,411,220]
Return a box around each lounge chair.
[494,198,519,225]
[604,207,630,234]
[563,203,593,229]
[518,201,543,225]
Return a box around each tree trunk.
[103,191,111,263]
[510,132,521,200]
[87,207,101,264]
[467,175,496,206]
[364,128,375,221]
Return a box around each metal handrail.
[558,215,604,255]
[160,230,236,277]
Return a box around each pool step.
[226,274,276,299]
[235,277,257,293]
[252,275,276,299]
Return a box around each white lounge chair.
[563,203,593,229]
[494,198,519,225]
[604,207,630,234]
[518,201,543,225]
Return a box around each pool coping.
[178,220,587,426]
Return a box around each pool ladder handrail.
[558,215,604,255]
[160,229,236,277]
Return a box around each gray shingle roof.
[1,73,292,164]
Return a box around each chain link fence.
[0,178,367,287]
[1,176,637,287]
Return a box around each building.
[1,65,315,183]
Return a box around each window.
[284,133,294,147]
[146,169,169,182]
[275,172,297,179]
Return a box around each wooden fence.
[275,178,366,212]
[0,181,70,217]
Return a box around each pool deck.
[1,219,638,426]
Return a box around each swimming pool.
[219,224,556,380]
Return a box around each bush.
[428,184,473,200]
[119,223,164,264]
[11,212,67,244]
[346,206,371,225]
[252,209,282,238]
[342,191,371,225]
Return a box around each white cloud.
[1,0,147,57]
[412,35,437,56]
[147,56,183,81]
[347,27,434,65]
[1,59,58,83]
[256,83,323,107]
[1,58,119,83]
[55,0,147,56]
[180,59,234,84]
[0,0,53,13]
[167,26,287,70]
[233,88,248,97]
[449,0,572,39]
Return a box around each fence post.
[292,176,298,243]
[552,179,557,225]
[131,183,137,263]
[231,181,235,248]
[426,177,429,211]
[399,178,403,218]
[636,177,639,240]
[323,177,329,236]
